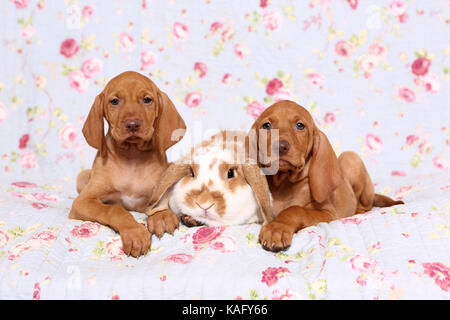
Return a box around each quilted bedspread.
[1,0,449,300]
[0,171,448,300]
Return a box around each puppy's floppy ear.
[309,129,342,203]
[241,163,274,225]
[82,93,106,156]
[146,163,191,216]
[155,90,186,154]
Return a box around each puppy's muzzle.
[124,119,142,133]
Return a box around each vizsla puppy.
[70,71,186,257]
[251,100,403,252]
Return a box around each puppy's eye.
[296,122,305,130]
[190,167,195,177]
[227,168,235,179]
[143,97,153,104]
[110,98,120,106]
[262,122,271,130]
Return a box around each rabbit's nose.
[195,202,215,211]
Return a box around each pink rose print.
[221,27,235,42]
[323,112,335,124]
[433,156,449,170]
[192,227,224,244]
[119,32,135,51]
[185,92,202,108]
[68,72,89,93]
[81,58,103,78]
[11,181,37,188]
[106,238,125,259]
[349,254,377,274]
[20,150,39,169]
[222,73,232,84]
[358,54,378,73]
[164,253,193,264]
[423,262,450,292]
[265,78,283,96]
[173,22,189,40]
[270,289,301,300]
[260,0,268,8]
[422,73,440,93]
[60,38,79,58]
[82,5,93,17]
[19,134,30,149]
[273,89,293,102]
[398,87,416,102]
[111,294,120,300]
[346,0,358,10]
[340,214,369,225]
[33,282,40,300]
[418,140,431,155]
[10,0,29,9]
[71,222,101,238]
[21,25,35,40]
[307,72,324,88]
[406,134,419,146]
[389,0,406,16]
[366,134,383,153]
[368,43,386,59]
[32,231,57,242]
[0,102,8,122]
[32,192,59,202]
[140,51,157,71]
[394,185,413,200]
[411,57,431,76]
[246,101,266,119]
[335,40,354,57]
[31,202,48,210]
[59,123,78,144]
[0,230,9,249]
[210,22,223,34]
[262,11,282,31]
[209,235,239,253]
[234,43,250,59]
[391,170,406,176]
[194,62,208,78]
[261,267,290,287]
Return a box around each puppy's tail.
[373,193,404,208]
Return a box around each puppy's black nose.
[124,119,141,133]
[279,140,290,156]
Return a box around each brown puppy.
[251,100,403,252]
[70,71,186,257]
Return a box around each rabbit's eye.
[262,122,271,130]
[190,167,195,177]
[227,168,235,179]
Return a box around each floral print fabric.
[0,0,449,299]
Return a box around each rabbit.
[147,130,274,227]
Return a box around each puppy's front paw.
[147,210,179,238]
[258,222,295,252]
[120,223,152,258]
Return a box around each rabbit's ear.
[241,163,274,225]
[146,163,191,216]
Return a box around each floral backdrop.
[0,0,449,182]
[0,0,449,300]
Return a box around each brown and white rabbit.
[147,130,274,227]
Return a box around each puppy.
[70,71,186,257]
[251,100,404,252]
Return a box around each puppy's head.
[251,100,315,172]
[82,71,186,154]
[250,100,341,203]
